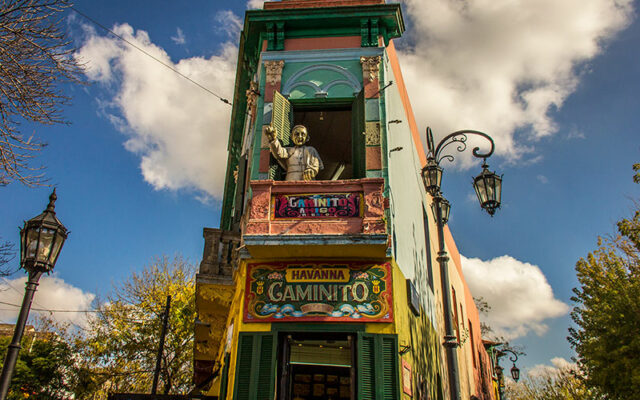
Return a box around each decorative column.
[259,60,285,175]
[264,60,285,102]
[360,56,383,176]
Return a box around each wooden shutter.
[357,332,376,398]
[270,91,292,179]
[219,352,231,400]
[380,335,399,400]
[272,91,291,146]
[233,332,277,400]
[357,332,399,400]
[351,90,365,178]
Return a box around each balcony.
[243,178,388,258]
[194,228,239,387]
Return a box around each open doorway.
[279,333,354,400]
[293,108,352,180]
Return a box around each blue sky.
[1,0,638,376]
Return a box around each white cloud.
[461,254,569,339]
[75,23,237,200]
[566,125,586,140]
[215,10,243,41]
[528,357,577,378]
[247,0,276,9]
[171,27,186,45]
[398,0,634,166]
[0,275,95,328]
[536,175,549,184]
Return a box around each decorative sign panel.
[244,262,393,323]
[272,192,362,219]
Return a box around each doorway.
[279,333,355,400]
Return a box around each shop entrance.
[279,333,355,400]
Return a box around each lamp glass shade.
[421,159,442,196]
[510,365,520,382]
[431,196,451,224]
[473,165,502,216]
[19,191,68,273]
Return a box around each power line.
[0,301,160,319]
[70,6,232,106]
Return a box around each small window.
[269,91,366,181]
[293,107,353,180]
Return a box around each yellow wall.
[204,255,445,400]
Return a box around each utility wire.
[1,277,47,311]
[70,6,232,106]
[0,301,160,319]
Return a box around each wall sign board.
[272,192,363,218]
[244,261,393,323]
[406,279,421,316]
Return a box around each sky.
[1,0,639,377]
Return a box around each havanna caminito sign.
[244,262,393,323]
[272,192,362,218]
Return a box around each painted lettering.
[268,281,283,302]
[352,281,369,302]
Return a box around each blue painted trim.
[243,234,387,247]
[365,98,380,121]
[282,64,362,95]
[262,47,383,63]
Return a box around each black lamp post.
[497,348,521,382]
[0,190,68,400]
[420,127,503,400]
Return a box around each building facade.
[194,1,497,399]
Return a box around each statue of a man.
[265,124,323,181]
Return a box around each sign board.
[406,279,421,316]
[402,359,413,396]
[244,262,393,323]
[272,192,362,218]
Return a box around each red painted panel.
[366,146,382,170]
[264,0,384,10]
[283,36,362,51]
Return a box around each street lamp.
[497,348,521,382]
[420,127,503,400]
[0,189,68,400]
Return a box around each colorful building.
[194,1,497,399]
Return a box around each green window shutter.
[234,334,254,400]
[351,90,365,178]
[219,353,231,400]
[380,335,399,400]
[256,334,276,400]
[233,332,277,400]
[357,332,376,399]
[272,91,291,146]
[269,91,292,180]
[357,332,399,400]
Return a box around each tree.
[473,296,493,338]
[76,255,196,398]
[0,329,80,399]
[568,163,640,399]
[0,0,84,186]
[0,239,15,275]
[505,366,604,400]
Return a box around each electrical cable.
[70,6,232,106]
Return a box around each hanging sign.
[272,192,362,218]
[244,261,393,323]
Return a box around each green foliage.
[505,367,604,400]
[568,165,640,399]
[0,333,81,399]
[75,255,196,398]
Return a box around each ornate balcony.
[194,228,239,387]
[243,178,388,258]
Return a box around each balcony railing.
[198,228,240,278]
[245,178,387,236]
